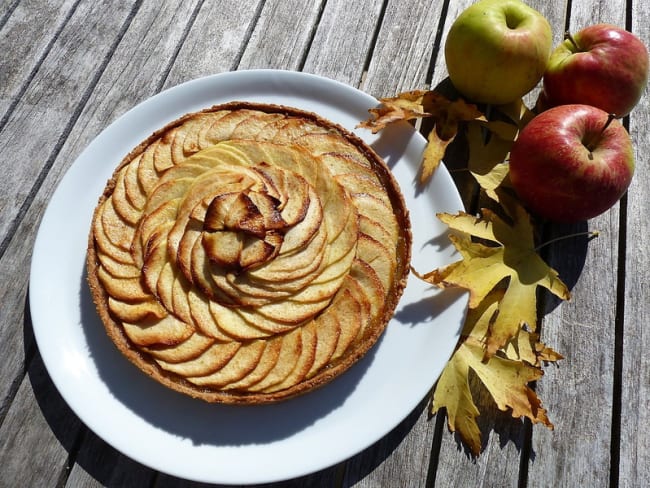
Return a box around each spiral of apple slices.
[89,104,409,402]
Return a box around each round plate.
[29,70,467,485]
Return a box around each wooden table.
[1,0,648,486]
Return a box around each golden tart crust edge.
[86,101,412,404]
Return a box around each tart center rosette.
[88,103,411,403]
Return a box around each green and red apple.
[444,0,552,105]
[542,24,649,117]
[509,104,635,223]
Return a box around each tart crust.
[86,101,411,404]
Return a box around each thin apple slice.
[170,113,221,163]
[97,266,151,303]
[349,259,386,338]
[186,288,238,342]
[123,313,193,347]
[96,247,140,279]
[319,152,378,179]
[137,141,161,196]
[108,296,166,323]
[357,234,396,293]
[93,209,134,265]
[306,311,341,378]
[188,339,267,387]
[295,133,370,167]
[144,332,214,363]
[200,109,258,143]
[111,166,141,226]
[351,193,399,244]
[209,301,296,338]
[155,341,241,377]
[100,194,135,252]
[230,112,286,139]
[245,328,302,392]
[196,110,231,148]
[262,320,317,392]
[222,338,283,390]
[328,286,363,361]
[336,173,391,207]
[123,153,147,211]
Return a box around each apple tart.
[87,101,411,403]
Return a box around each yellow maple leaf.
[432,290,554,456]
[358,90,485,184]
[416,200,570,358]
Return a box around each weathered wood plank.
[0,0,77,118]
[162,0,263,87]
[362,0,447,98]
[237,0,323,71]
[0,349,83,488]
[0,0,136,430]
[343,399,436,488]
[528,1,627,486]
[619,5,650,487]
[302,0,384,87]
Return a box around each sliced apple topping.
[89,105,410,401]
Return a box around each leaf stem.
[535,230,599,251]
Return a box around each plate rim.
[29,68,467,485]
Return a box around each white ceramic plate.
[29,70,467,485]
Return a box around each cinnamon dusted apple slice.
[245,328,303,392]
[154,341,241,377]
[222,338,283,391]
[144,332,215,363]
[262,320,317,392]
[122,313,193,347]
[188,339,267,387]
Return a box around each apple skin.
[542,24,649,117]
[444,0,552,105]
[509,104,634,223]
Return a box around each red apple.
[509,104,634,223]
[542,24,649,117]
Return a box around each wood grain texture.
[0,0,648,486]
[619,4,650,487]
[529,1,628,486]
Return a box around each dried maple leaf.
[358,90,485,184]
[416,200,570,358]
[432,290,554,456]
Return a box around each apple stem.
[564,31,579,50]
[535,230,600,252]
[584,114,617,155]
